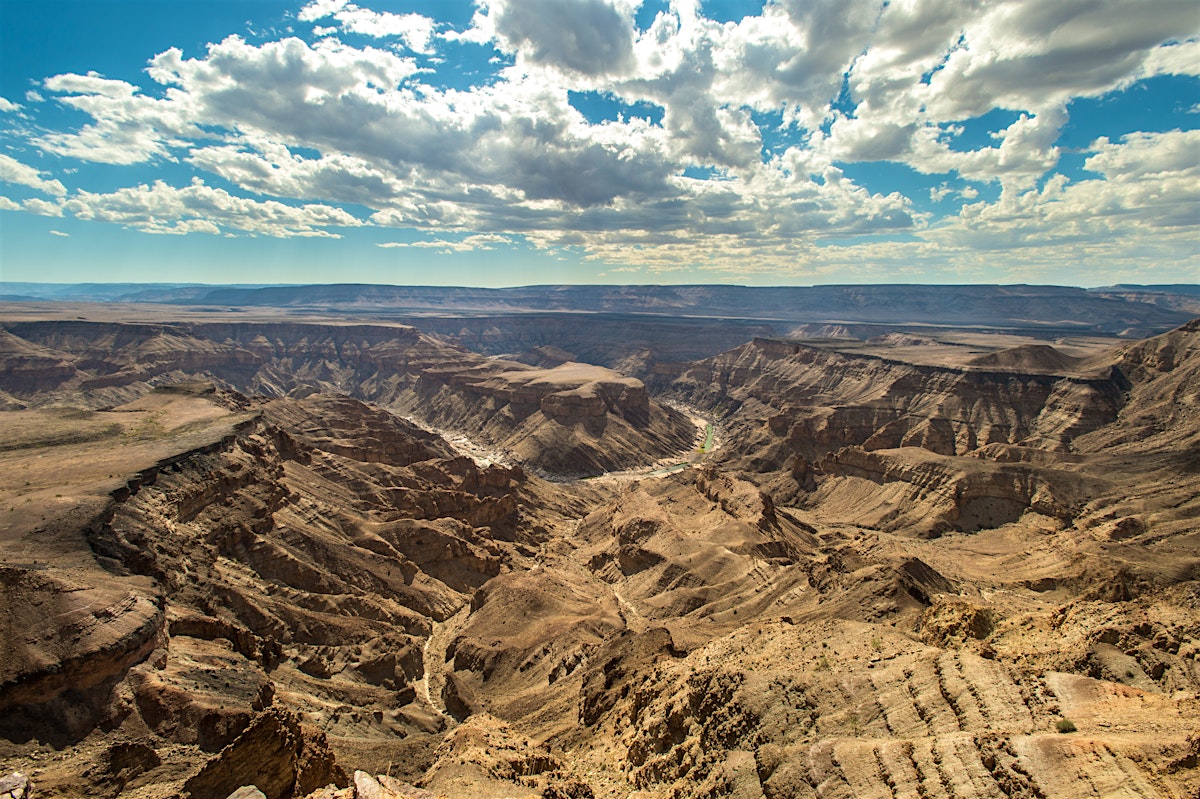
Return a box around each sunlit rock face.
[0,320,697,477]
[0,311,1197,799]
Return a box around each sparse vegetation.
[1056,719,1078,733]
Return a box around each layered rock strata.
[0,320,697,477]
[0,316,1196,799]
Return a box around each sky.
[0,0,1197,288]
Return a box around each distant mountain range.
[3,281,1196,337]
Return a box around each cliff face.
[385,360,694,476]
[661,324,1196,538]
[1077,317,1200,453]
[666,337,1125,461]
[0,320,696,477]
[813,445,1100,536]
[0,571,165,740]
[0,388,556,795]
[1,311,1198,799]
[388,313,779,377]
[0,329,77,396]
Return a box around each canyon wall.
[0,313,1196,798]
[0,320,697,477]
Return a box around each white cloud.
[147,35,683,210]
[914,108,1069,188]
[378,233,514,252]
[912,0,1200,119]
[1087,129,1200,178]
[299,0,437,53]
[35,126,179,166]
[36,72,197,165]
[147,35,421,146]
[0,154,67,196]
[709,0,881,127]
[0,0,1193,281]
[0,196,21,211]
[24,198,64,216]
[0,97,20,113]
[24,90,43,103]
[297,0,346,21]
[926,129,1200,254]
[45,72,139,98]
[187,140,406,206]
[1142,39,1200,77]
[49,229,69,237]
[62,178,364,237]
[809,0,1200,185]
[479,0,638,76]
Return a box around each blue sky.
[0,0,1197,287]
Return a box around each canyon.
[0,286,1197,799]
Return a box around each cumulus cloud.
[62,178,364,237]
[479,0,638,76]
[922,0,1199,117]
[1142,39,1200,77]
[0,154,67,196]
[800,0,1200,188]
[711,0,881,127]
[24,198,64,216]
[35,72,197,164]
[299,0,437,53]
[147,36,421,134]
[1087,129,1200,178]
[145,34,683,210]
[920,108,1069,188]
[187,140,407,206]
[0,0,1194,279]
[0,97,21,113]
[926,129,1200,253]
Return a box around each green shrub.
[1056,719,1077,733]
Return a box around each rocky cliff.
[656,335,1139,534]
[0,312,1197,799]
[665,336,1125,460]
[386,313,779,378]
[0,320,697,478]
[0,387,571,796]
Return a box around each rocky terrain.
[5,283,1181,335]
[0,299,1197,799]
[4,283,1194,381]
[0,320,697,478]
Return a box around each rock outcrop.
[0,388,575,796]
[812,445,1096,535]
[0,320,697,477]
[665,336,1125,463]
[1,308,1197,799]
[657,333,1159,534]
[182,708,346,799]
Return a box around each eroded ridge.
[0,315,1196,798]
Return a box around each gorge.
[0,284,1197,799]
